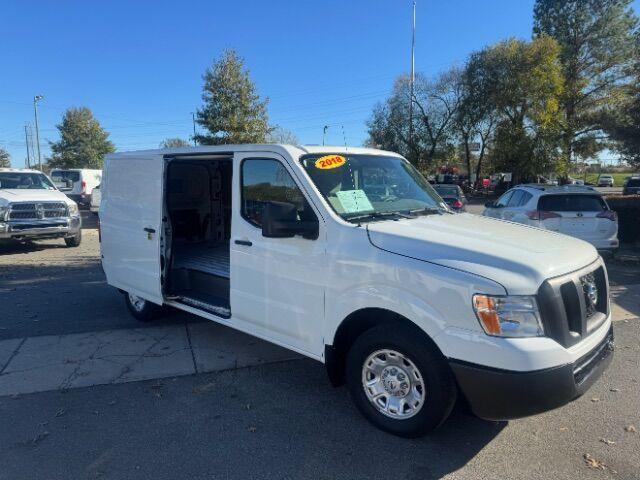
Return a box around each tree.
[266,126,299,144]
[454,65,497,184]
[534,0,639,169]
[194,49,270,145]
[367,71,459,168]
[48,107,115,169]
[0,147,10,168]
[603,63,640,168]
[467,37,565,182]
[159,138,191,149]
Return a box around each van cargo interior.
[164,156,233,317]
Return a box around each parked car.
[483,184,618,253]
[597,174,614,187]
[0,168,82,246]
[101,145,613,437]
[622,176,640,195]
[50,168,102,207]
[432,184,467,212]
[90,184,101,214]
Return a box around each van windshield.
[300,154,445,222]
[51,170,80,188]
[0,172,56,190]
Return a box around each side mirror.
[484,201,496,208]
[261,201,319,240]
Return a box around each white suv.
[597,174,614,187]
[483,185,618,252]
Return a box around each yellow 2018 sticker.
[315,155,346,170]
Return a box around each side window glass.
[496,190,514,207]
[518,192,532,207]
[241,159,314,228]
[507,190,524,207]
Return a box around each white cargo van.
[50,168,102,206]
[101,145,613,437]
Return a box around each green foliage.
[467,37,565,180]
[47,107,115,169]
[534,0,639,167]
[0,147,10,168]
[159,138,191,149]
[195,49,270,145]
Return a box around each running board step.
[176,296,231,318]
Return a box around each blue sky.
[1,0,637,167]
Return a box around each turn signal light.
[472,295,501,335]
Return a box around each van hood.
[0,189,73,206]
[366,213,599,294]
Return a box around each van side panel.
[100,154,164,303]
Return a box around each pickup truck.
[100,145,613,437]
[0,168,82,246]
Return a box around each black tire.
[124,292,161,322]
[345,323,457,438]
[64,230,82,247]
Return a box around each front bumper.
[450,326,614,420]
[0,216,81,240]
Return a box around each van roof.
[0,168,43,173]
[105,144,401,160]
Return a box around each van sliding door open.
[100,154,165,304]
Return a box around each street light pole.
[24,124,31,169]
[408,0,416,149]
[191,112,197,146]
[322,125,329,146]
[33,95,44,171]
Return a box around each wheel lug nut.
[390,368,397,375]
[397,373,405,381]
[401,382,408,390]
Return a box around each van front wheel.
[345,324,457,437]
[125,293,160,322]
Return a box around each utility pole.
[191,112,197,146]
[322,125,329,146]
[24,124,31,168]
[33,95,44,171]
[408,0,416,149]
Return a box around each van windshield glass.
[0,172,55,190]
[51,170,80,187]
[300,154,445,222]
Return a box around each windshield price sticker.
[315,155,346,170]
[336,189,374,213]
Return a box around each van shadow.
[184,359,507,479]
[0,258,191,339]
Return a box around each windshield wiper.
[345,211,415,224]
[408,206,448,216]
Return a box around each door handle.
[144,228,156,233]
[234,239,252,247]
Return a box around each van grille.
[537,261,609,348]
[8,202,68,220]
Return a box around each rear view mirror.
[262,201,319,240]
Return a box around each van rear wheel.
[345,323,457,438]
[125,293,160,322]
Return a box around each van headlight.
[67,203,79,216]
[472,295,544,337]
